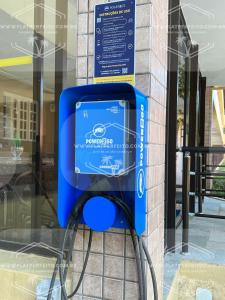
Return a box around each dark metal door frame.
[165,1,194,251]
[165,0,180,251]
[54,0,68,177]
[188,45,199,213]
[32,0,45,229]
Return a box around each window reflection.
[0,1,58,244]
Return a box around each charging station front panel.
[75,100,128,176]
[58,83,148,235]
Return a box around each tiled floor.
[164,197,225,299]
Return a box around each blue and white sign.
[75,100,129,175]
[94,0,136,85]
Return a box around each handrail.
[178,146,225,154]
[194,172,225,176]
[177,145,225,251]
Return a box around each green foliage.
[178,64,185,99]
[212,161,225,198]
[13,137,22,148]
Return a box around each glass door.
[0,1,36,238]
[0,0,67,250]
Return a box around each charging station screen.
[75,100,129,176]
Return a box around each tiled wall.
[73,0,168,299]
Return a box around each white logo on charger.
[137,169,145,198]
[93,124,106,137]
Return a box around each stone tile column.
[73,0,168,299]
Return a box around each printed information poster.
[94,0,136,85]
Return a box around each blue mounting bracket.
[58,83,148,236]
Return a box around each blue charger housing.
[58,83,148,236]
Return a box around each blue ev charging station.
[58,83,148,236]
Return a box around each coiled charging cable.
[47,191,158,300]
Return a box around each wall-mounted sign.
[94,0,136,86]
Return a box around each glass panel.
[166,2,225,299]
[0,0,78,254]
[0,2,35,239]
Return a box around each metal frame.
[182,153,190,253]
[188,45,199,213]
[195,213,225,220]
[182,147,225,153]
[54,0,68,176]
[32,0,45,231]
[181,146,225,220]
[199,76,207,193]
[165,0,180,251]
[179,146,225,254]
[165,1,193,251]
[199,76,206,147]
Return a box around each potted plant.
[11,137,24,160]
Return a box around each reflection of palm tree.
[176,36,186,46]
[101,156,112,166]
[114,160,122,166]
[176,36,192,58]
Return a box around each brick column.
[73,1,168,299]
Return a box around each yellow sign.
[94,75,135,86]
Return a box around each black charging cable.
[48,191,158,300]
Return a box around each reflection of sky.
[181,0,225,86]
[0,9,75,90]
[0,9,33,60]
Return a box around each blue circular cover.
[83,196,117,232]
